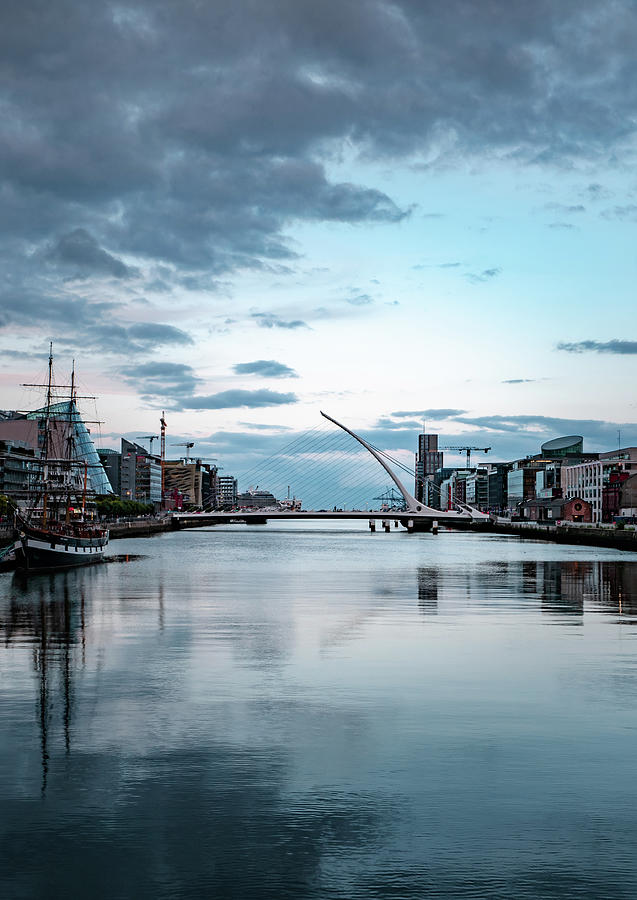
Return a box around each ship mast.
[65,360,76,523]
[41,343,54,526]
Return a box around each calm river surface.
[2,523,637,899]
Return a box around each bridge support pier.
[369,519,375,532]
[394,520,398,528]
[407,519,414,534]
[383,520,390,533]
[432,520,438,535]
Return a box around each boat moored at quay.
[11,344,109,573]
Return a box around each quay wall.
[108,519,171,539]
[3,517,637,553]
[472,520,637,552]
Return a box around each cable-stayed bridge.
[172,411,490,532]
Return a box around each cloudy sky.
[3,0,637,477]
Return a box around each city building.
[415,431,443,503]
[0,439,38,498]
[562,447,637,523]
[535,465,562,499]
[163,459,217,507]
[438,470,471,511]
[507,461,543,516]
[97,448,121,495]
[620,474,637,518]
[487,464,510,513]
[216,475,238,509]
[0,404,112,495]
[163,460,203,507]
[465,468,489,510]
[540,435,584,458]
[120,439,162,504]
[523,496,592,523]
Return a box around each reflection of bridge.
[173,411,490,532]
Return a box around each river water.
[2,523,637,899]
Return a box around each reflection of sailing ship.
[14,345,109,572]
[0,572,86,794]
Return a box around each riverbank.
[475,519,637,552]
[2,517,636,554]
[108,518,170,539]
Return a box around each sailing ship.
[13,345,109,572]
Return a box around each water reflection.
[1,577,85,795]
[416,559,637,622]
[2,538,637,898]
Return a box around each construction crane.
[171,441,195,460]
[442,445,491,468]
[137,435,159,453]
[160,412,167,499]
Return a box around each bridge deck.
[171,509,484,526]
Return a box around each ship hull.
[15,527,109,572]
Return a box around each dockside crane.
[441,445,491,467]
[160,411,167,498]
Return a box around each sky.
[2,0,637,482]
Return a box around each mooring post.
[369,519,376,532]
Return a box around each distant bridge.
[171,411,490,533]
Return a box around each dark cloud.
[390,409,466,419]
[251,313,310,329]
[127,323,193,347]
[544,203,585,214]
[179,411,637,483]
[121,361,298,409]
[375,417,424,430]
[238,422,293,431]
[466,267,502,284]
[557,340,637,354]
[3,0,637,322]
[46,228,139,279]
[233,360,298,377]
[122,361,201,398]
[345,293,374,306]
[451,413,636,449]
[601,205,637,221]
[184,390,298,410]
[583,182,611,201]
[412,261,462,270]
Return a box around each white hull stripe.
[25,538,107,554]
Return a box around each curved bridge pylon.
[320,411,489,522]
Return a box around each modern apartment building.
[216,475,238,509]
[562,448,637,523]
[415,432,443,504]
[120,439,162,504]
